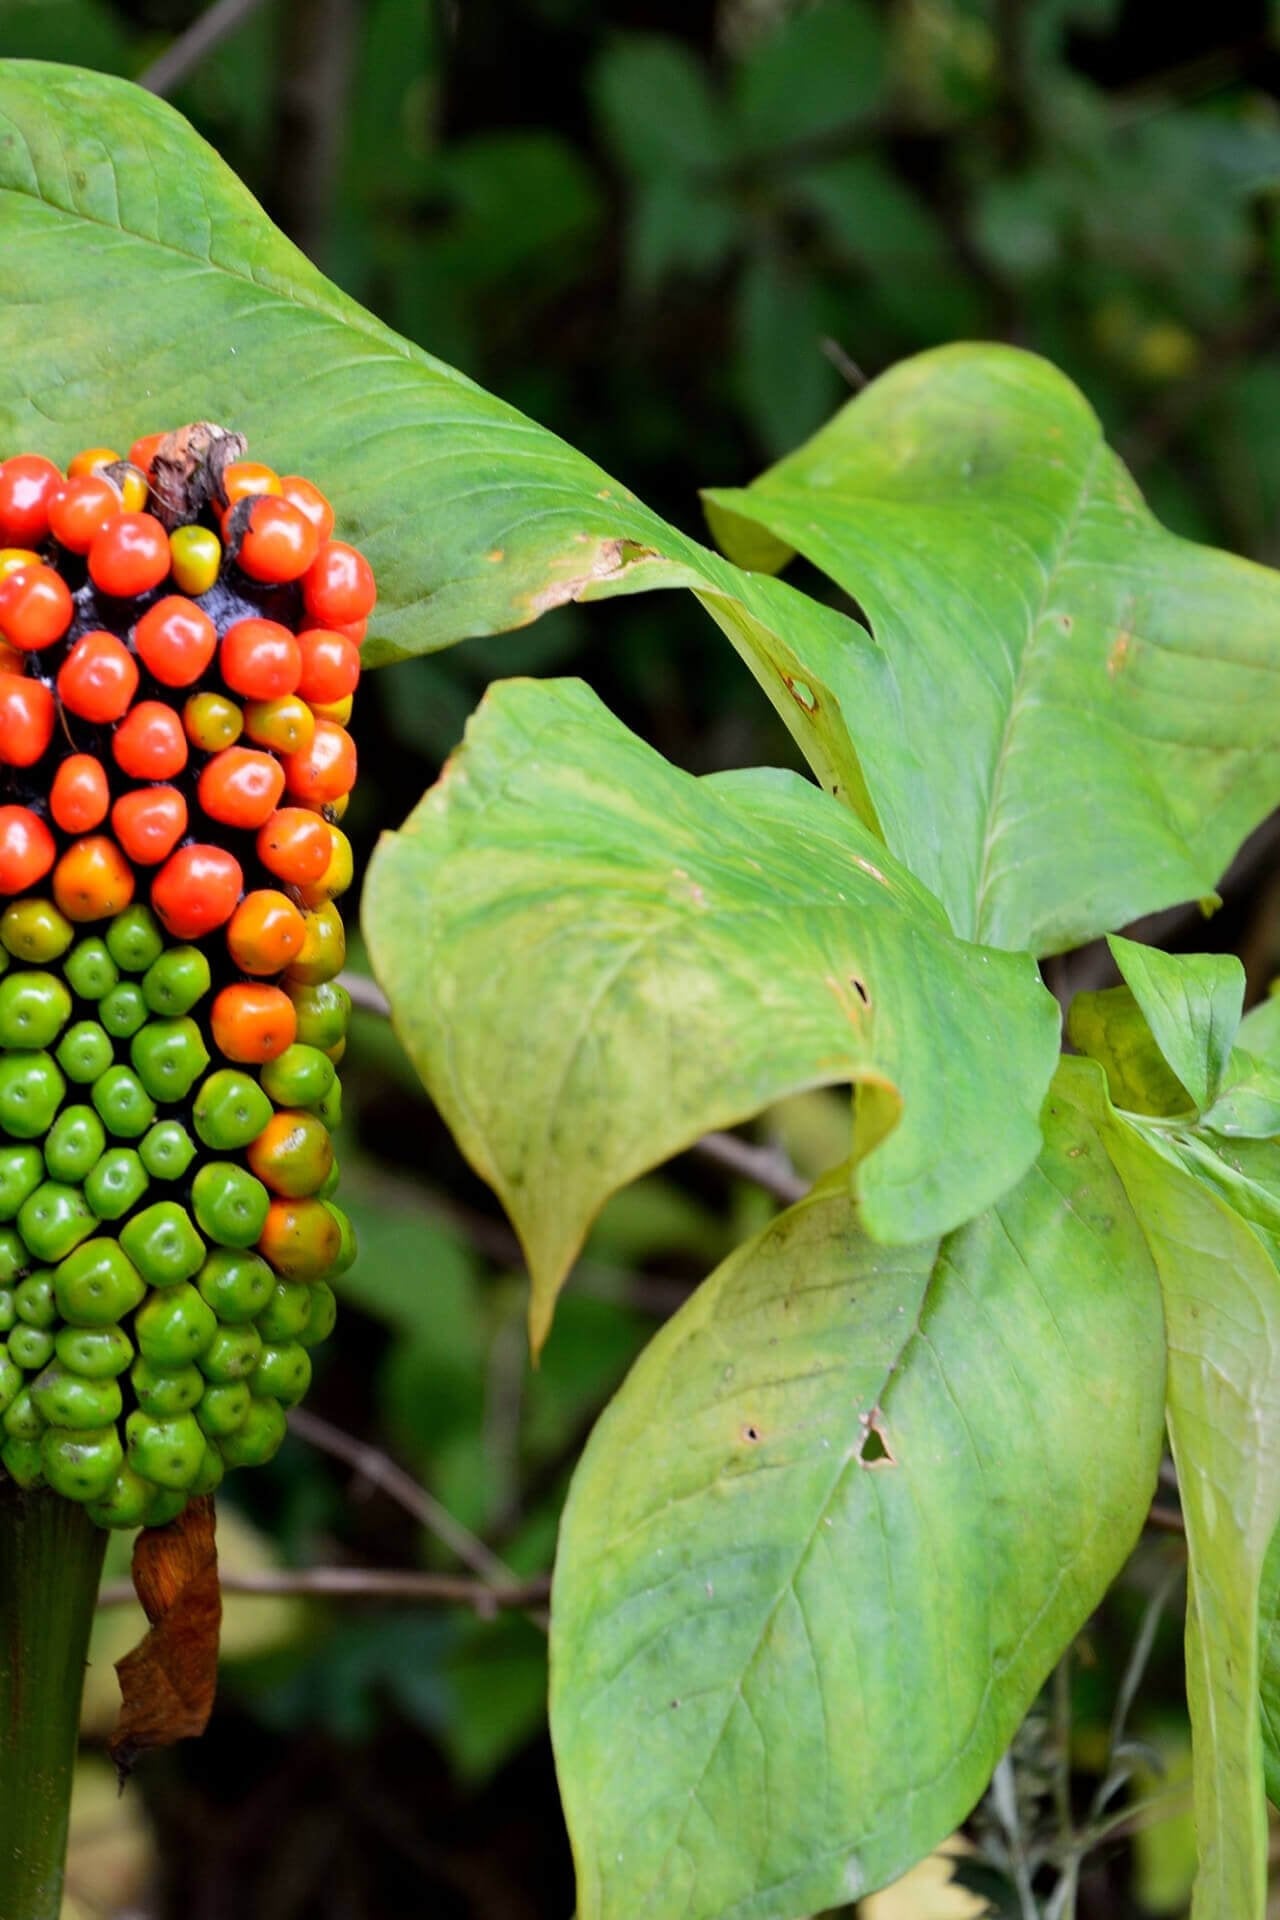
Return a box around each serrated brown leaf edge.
[109,1494,221,1783]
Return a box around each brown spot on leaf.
[741,1423,762,1444]
[782,675,819,713]
[486,549,504,564]
[1108,631,1132,677]
[525,537,653,618]
[109,1497,221,1782]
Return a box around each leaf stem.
[0,1483,107,1920]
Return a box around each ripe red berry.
[152,844,243,938]
[50,754,110,833]
[0,806,55,892]
[53,836,136,921]
[111,785,188,866]
[0,456,61,546]
[133,595,218,686]
[220,618,301,701]
[0,675,56,766]
[235,497,320,584]
[256,808,332,887]
[197,746,285,831]
[112,701,188,781]
[58,631,139,724]
[128,432,166,476]
[301,542,376,626]
[87,512,171,598]
[280,476,334,544]
[283,720,356,806]
[47,475,122,554]
[0,563,74,651]
[296,629,360,705]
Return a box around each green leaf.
[1065,985,1192,1118]
[1260,1520,1280,1805]
[591,35,731,177]
[704,344,1280,956]
[550,1061,1165,1919]
[732,0,885,150]
[1106,936,1243,1112]
[1202,993,1280,1141]
[363,677,1060,1347]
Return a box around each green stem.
[0,1482,107,1920]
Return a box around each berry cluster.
[0,430,367,1528]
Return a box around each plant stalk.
[0,1482,107,1920]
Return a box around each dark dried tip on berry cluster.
[0,431,371,1528]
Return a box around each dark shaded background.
[5,1,1280,1914]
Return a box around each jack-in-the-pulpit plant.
[3,54,1280,1920]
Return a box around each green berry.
[1,1434,44,1486]
[315,1079,342,1130]
[130,1356,205,1417]
[99,981,147,1040]
[125,1409,205,1489]
[104,905,164,974]
[0,1146,42,1222]
[255,1278,313,1343]
[120,1201,205,1288]
[0,1288,13,1334]
[0,1349,22,1414]
[251,1342,310,1407]
[133,1282,217,1367]
[146,1488,188,1526]
[17,1182,97,1263]
[86,1464,156,1529]
[0,970,72,1050]
[7,1324,54,1371]
[31,1363,122,1430]
[142,945,211,1017]
[323,1202,356,1275]
[43,1423,123,1501]
[56,1020,113,1085]
[54,1239,146,1327]
[316,1158,340,1199]
[286,980,350,1053]
[139,1120,196,1182]
[43,1105,107,1183]
[260,1043,335,1110]
[54,1323,133,1379]
[90,1065,155,1139]
[0,1228,26,1285]
[192,1070,273,1152]
[196,1248,275,1323]
[218,1395,287,1468]
[1,899,73,964]
[84,1148,149,1221]
[197,1321,262,1383]
[14,1272,56,1328]
[190,1445,224,1495]
[195,1380,251,1438]
[2,1384,43,1439]
[130,1017,210,1103]
[0,1052,64,1139]
[64,938,118,1002]
[191,1161,270,1248]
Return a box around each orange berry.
[198,746,286,831]
[220,618,301,701]
[152,844,243,939]
[226,889,306,974]
[296,629,360,704]
[0,806,56,893]
[88,512,171,598]
[66,446,120,479]
[111,785,188,866]
[234,496,320,584]
[220,461,281,512]
[247,1110,334,1198]
[58,630,139,724]
[128,432,166,476]
[283,719,356,806]
[0,563,74,650]
[256,808,332,888]
[134,595,217,686]
[112,701,188,780]
[0,674,56,766]
[210,983,297,1063]
[53,836,136,922]
[257,1197,342,1280]
[50,755,110,834]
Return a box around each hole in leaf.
[741,1423,761,1444]
[850,976,870,1006]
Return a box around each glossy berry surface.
[0,423,364,1527]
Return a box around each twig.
[138,0,272,96]
[97,1566,551,1616]
[341,969,391,1018]
[271,0,360,267]
[1145,1503,1185,1535]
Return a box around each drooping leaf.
[109,1497,221,1780]
[1107,935,1243,1112]
[704,344,1280,956]
[363,677,1060,1347]
[550,1059,1165,1920]
[1202,991,1280,1141]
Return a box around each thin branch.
[138,0,273,97]
[1145,1503,1185,1535]
[98,1565,550,1616]
[342,969,391,1018]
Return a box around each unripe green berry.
[197,1321,262,1383]
[130,1017,210,1103]
[42,1422,123,1501]
[54,1239,146,1327]
[0,1146,42,1222]
[17,1182,97,1263]
[1,899,73,964]
[142,945,211,1017]
[139,1119,197,1182]
[31,1363,122,1430]
[125,1409,205,1489]
[130,1356,204,1417]
[84,1148,149,1221]
[323,1202,356,1276]
[7,1324,54,1371]
[56,1020,113,1085]
[260,1043,335,1110]
[14,1272,56,1329]
[196,1248,274,1323]
[134,1282,216,1367]
[0,1288,13,1335]
[91,1065,155,1139]
[256,1278,312,1343]
[99,982,147,1040]
[190,1445,224,1495]
[0,1052,65,1139]
[0,1348,22,1414]
[218,1395,287,1468]
[1,1433,44,1486]
[251,1342,310,1407]
[192,1069,273,1152]
[3,1385,44,1439]
[0,1227,26,1284]
[120,1201,205,1287]
[0,970,72,1050]
[105,905,164,974]
[191,1161,271,1248]
[315,1079,342,1130]
[195,1380,251,1438]
[286,980,350,1052]
[64,938,118,1002]
[146,1488,187,1526]
[43,1105,107,1183]
[86,1464,156,1529]
[55,1323,133,1379]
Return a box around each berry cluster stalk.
[0,1479,106,1918]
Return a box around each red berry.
[220,461,281,512]
[296,629,360,704]
[280,476,334,545]
[53,836,136,922]
[0,564,74,651]
[50,755,110,833]
[58,630,139,724]
[128,432,166,476]
[111,785,188,866]
[226,889,307,974]
[133,595,217,686]
[0,675,56,766]
[220,618,301,701]
[197,746,286,831]
[152,844,243,939]
[47,474,121,554]
[0,806,55,892]
[301,542,376,626]
[235,497,320,584]
[256,808,332,887]
[283,720,356,806]
[112,701,188,780]
[0,456,61,546]
[88,512,171,598]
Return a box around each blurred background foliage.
[6,0,1280,1913]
